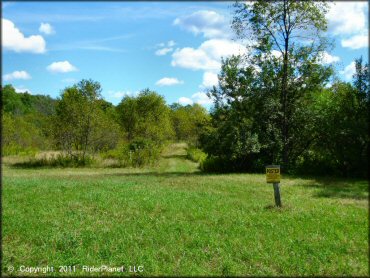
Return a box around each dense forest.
[1,1,369,178]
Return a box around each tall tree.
[53,79,105,160]
[117,89,174,144]
[232,0,331,169]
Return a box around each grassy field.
[2,143,368,276]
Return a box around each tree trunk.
[281,0,289,170]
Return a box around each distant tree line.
[1,81,209,167]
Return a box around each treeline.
[198,0,369,178]
[199,56,368,177]
[1,82,210,166]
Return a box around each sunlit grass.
[2,144,368,276]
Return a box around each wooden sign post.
[266,165,282,207]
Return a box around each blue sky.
[2,1,369,106]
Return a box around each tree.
[53,79,109,160]
[170,103,210,144]
[304,80,368,177]
[117,89,174,144]
[232,0,331,170]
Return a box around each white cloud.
[327,2,368,49]
[191,92,213,105]
[155,77,184,86]
[155,47,173,56]
[201,71,218,88]
[327,2,368,36]
[178,97,193,105]
[172,39,247,71]
[318,51,340,64]
[39,23,55,35]
[167,40,176,47]
[341,33,368,49]
[108,90,139,99]
[155,40,176,56]
[2,18,46,53]
[340,62,356,81]
[14,87,32,94]
[173,10,231,39]
[178,92,214,107]
[47,61,77,73]
[3,70,31,81]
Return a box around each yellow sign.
[266,165,280,183]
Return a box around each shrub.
[100,139,162,167]
[3,143,38,156]
[200,155,260,173]
[186,147,207,163]
[12,153,95,168]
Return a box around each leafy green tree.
[53,79,117,160]
[301,80,368,177]
[117,89,174,144]
[232,0,332,170]
[200,56,262,171]
[2,85,26,115]
[170,103,210,144]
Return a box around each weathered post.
[266,165,282,207]
[272,182,282,207]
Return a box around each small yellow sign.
[266,165,280,183]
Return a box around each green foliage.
[2,112,45,155]
[101,139,162,167]
[295,79,368,177]
[2,84,57,116]
[53,79,121,161]
[186,147,207,163]
[12,153,95,168]
[117,89,174,143]
[170,103,210,145]
[200,1,368,177]
[232,0,332,169]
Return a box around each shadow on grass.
[161,154,187,159]
[100,171,214,178]
[296,176,368,200]
[10,158,93,169]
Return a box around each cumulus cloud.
[191,92,213,105]
[327,2,367,36]
[108,90,139,99]
[46,61,77,73]
[173,10,231,39]
[340,62,356,81]
[3,70,31,81]
[178,92,213,106]
[341,33,368,49]
[171,39,247,71]
[2,18,46,53]
[327,2,368,49]
[155,77,184,86]
[14,87,32,94]
[318,51,340,64]
[201,71,218,88]
[39,23,55,35]
[178,97,193,105]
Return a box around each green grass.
[2,143,368,276]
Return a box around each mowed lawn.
[2,144,368,276]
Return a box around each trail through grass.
[2,143,368,276]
